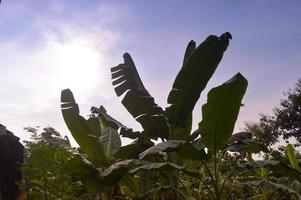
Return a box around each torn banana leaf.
[111,53,169,139]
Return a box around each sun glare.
[51,40,102,92]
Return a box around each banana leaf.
[287,144,301,172]
[115,138,154,159]
[111,53,169,139]
[99,159,142,186]
[91,106,142,139]
[99,127,121,159]
[199,73,248,153]
[91,106,123,130]
[139,140,185,159]
[224,141,268,154]
[66,156,104,192]
[243,180,301,199]
[246,160,301,181]
[61,89,107,166]
[130,162,200,178]
[166,32,232,139]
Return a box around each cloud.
[1,0,298,147]
[0,1,132,145]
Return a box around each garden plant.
[58,32,301,200]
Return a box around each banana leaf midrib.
[71,116,105,164]
[212,82,228,154]
[61,92,108,166]
[105,130,113,157]
[171,37,218,93]
[167,38,223,124]
[200,74,248,152]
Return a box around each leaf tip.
[188,40,196,47]
[123,52,131,59]
[234,73,248,85]
[219,32,232,41]
[61,89,75,103]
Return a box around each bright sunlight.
[50,38,102,92]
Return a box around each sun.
[50,39,103,93]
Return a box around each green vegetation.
[246,79,301,148]
[21,127,97,199]
[19,33,301,199]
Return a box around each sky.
[0,0,300,145]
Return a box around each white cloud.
[0,1,128,145]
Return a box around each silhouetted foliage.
[275,79,301,143]
[245,115,278,146]
[0,124,24,200]
[246,79,301,147]
[21,127,92,199]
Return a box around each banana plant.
[61,90,145,199]
[111,52,169,140]
[61,32,254,199]
[287,144,301,172]
[138,72,249,199]
[109,32,257,199]
[111,33,232,141]
[110,32,238,197]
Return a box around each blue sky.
[0,0,300,145]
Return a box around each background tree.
[21,126,92,199]
[275,79,301,144]
[245,114,278,147]
[245,79,301,148]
